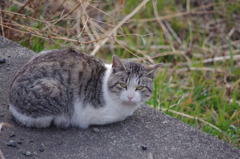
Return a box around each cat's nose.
[127,96,133,100]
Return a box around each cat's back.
[9,48,107,124]
[11,48,106,88]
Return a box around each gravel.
[141,144,148,151]
[22,151,32,156]
[0,58,6,64]
[9,132,15,138]
[93,127,100,132]
[39,144,45,152]
[6,140,17,148]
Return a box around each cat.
[8,48,161,128]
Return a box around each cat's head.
[107,56,161,106]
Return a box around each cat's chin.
[121,101,138,106]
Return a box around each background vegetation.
[0,0,239,148]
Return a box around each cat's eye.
[120,83,127,89]
[136,86,144,90]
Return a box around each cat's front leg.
[93,114,128,126]
[89,105,133,126]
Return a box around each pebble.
[17,141,23,144]
[6,140,17,147]
[141,144,148,150]
[22,151,32,156]
[9,132,15,138]
[0,58,6,64]
[25,151,32,156]
[39,144,45,152]
[93,127,100,132]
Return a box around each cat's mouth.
[121,100,138,105]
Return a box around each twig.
[2,10,45,23]
[91,18,115,28]
[131,1,239,23]
[164,21,183,46]
[115,39,140,58]
[202,54,240,64]
[3,21,43,34]
[186,0,193,49]
[35,0,68,29]
[115,39,154,63]
[152,0,175,52]
[1,22,161,45]
[95,44,171,50]
[80,3,97,47]
[160,93,189,110]
[90,21,101,45]
[10,0,34,12]
[227,27,235,39]
[156,106,223,133]
[81,1,114,20]
[50,1,82,26]
[214,40,240,50]
[124,51,186,62]
[193,0,240,12]
[176,67,224,73]
[90,0,150,55]
[0,9,4,37]
[130,11,208,23]
[164,54,240,67]
[77,16,89,38]
[89,19,106,33]
[45,0,68,21]
[12,0,34,20]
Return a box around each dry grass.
[0,0,240,148]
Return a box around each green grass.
[5,0,240,148]
[147,67,239,147]
[115,0,240,148]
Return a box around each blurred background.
[0,0,239,148]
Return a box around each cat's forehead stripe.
[125,62,146,72]
[123,62,147,80]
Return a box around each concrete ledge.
[0,36,239,159]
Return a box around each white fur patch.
[53,114,70,128]
[70,64,140,128]
[71,98,138,128]
[39,49,58,55]
[9,105,53,128]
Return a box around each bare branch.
[90,0,150,55]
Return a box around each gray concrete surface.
[0,36,239,159]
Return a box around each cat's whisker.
[108,98,122,108]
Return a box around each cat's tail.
[9,104,54,128]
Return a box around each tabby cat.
[9,48,161,128]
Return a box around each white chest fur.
[70,64,139,128]
[71,100,138,128]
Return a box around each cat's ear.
[112,55,125,73]
[145,63,162,78]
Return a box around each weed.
[1,0,240,148]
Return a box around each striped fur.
[9,49,160,128]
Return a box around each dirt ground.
[0,36,239,159]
